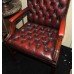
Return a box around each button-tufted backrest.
[27,0,70,29]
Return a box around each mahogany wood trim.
[53,37,62,63]
[59,17,66,37]
[5,7,29,41]
[9,7,29,23]
[53,17,66,63]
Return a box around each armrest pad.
[9,7,29,23]
[59,17,66,37]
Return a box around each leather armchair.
[4,0,70,73]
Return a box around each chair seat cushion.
[8,22,58,64]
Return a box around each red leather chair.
[5,0,70,73]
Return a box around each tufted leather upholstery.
[5,0,70,65]
[8,23,58,62]
[28,0,69,29]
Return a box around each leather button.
[44,45,50,52]
[28,31,32,34]
[49,19,51,22]
[35,28,38,31]
[48,32,52,36]
[35,38,40,41]
[33,15,38,21]
[38,10,43,15]
[42,40,48,45]
[47,28,50,32]
[28,36,32,40]
[34,33,38,37]
[49,37,54,40]
[53,13,57,17]
[36,44,41,49]
[41,27,44,30]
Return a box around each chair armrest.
[5,7,29,41]
[59,17,66,37]
[53,18,66,63]
[9,7,29,23]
